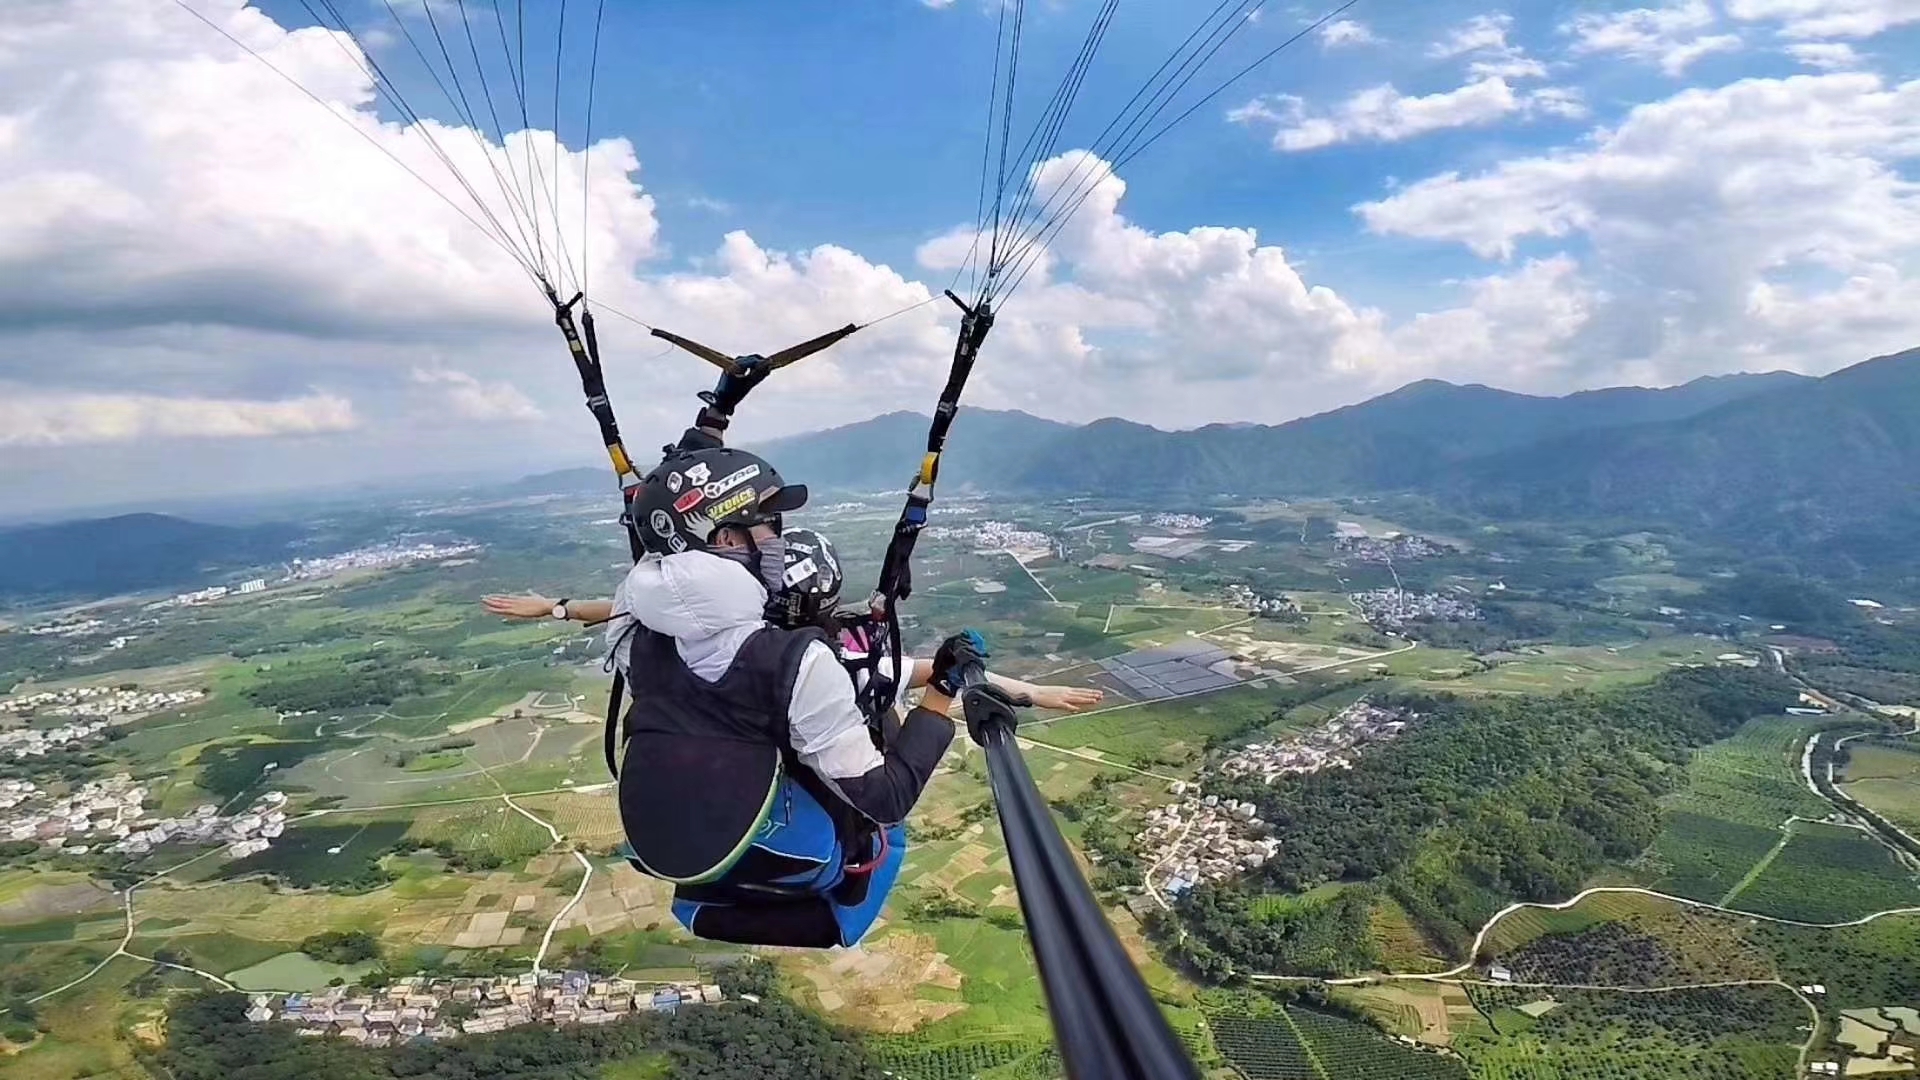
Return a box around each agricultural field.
[1723,820,1920,923]
[1454,983,1805,1080]
[1406,639,1721,697]
[1839,740,1920,834]
[225,950,374,991]
[1206,1008,1466,1080]
[1644,714,1832,901]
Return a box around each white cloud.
[6,0,1919,510]
[1232,78,1585,152]
[1359,72,1920,382]
[0,389,356,447]
[0,0,952,461]
[1429,13,1520,57]
[1318,19,1377,48]
[919,0,958,8]
[409,368,544,421]
[1564,1,1744,75]
[1786,41,1864,67]
[1726,0,1920,39]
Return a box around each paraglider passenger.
[481,447,1093,948]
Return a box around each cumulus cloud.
[0,389,356,447]
[1237,10,1582,153]
[1429,13,1521,57]
[8,0,1920,511]
[409,368,544,421]
[1359,72,1920,381]
[0,0,955,451]
[1564,1,1745,75]
[1785,41,1864,68]
[1318,19,1377,48]
[1231,78,1584,152]
[1725,0,1920,39]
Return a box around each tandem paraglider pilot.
[482,444,1098,949]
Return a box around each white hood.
[607,551,768,680]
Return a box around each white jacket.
[605,551,939,822]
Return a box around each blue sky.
[2,0,1919,512]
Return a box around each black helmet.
[769,527,843,627]
[628,447,808,557]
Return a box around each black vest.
[615,624,821,883]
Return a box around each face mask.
[716,536,786,596]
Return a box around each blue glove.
[929,629,989,697]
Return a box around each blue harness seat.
[615,622,904,949]
[667,777,906,948]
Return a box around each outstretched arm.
[481,593,614,624]
[902,658,1103,713]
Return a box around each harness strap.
[865,292,995,720]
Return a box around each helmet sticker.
[667,534,688,552]
[665,472,684,493]
[673,489,704,513]
[703,463,761,498]
[649,509,674,538]
[783,557,818,588]
[685,462,712,486]
[706,488,756,522]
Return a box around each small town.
[286,540,483,580]
[1217,700,1414,785]
[925,519,1053,557]
[1149,513,1213,531]
[1336,531,1455,562]
[0,683,206,719]
[250,973,732,1043]
[0,770,289,858]
[1224,583,1300,618]
[1349,587,1483,630]
[0,717,110,760]
[1135,789,1280,897]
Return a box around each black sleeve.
[818,707,954,826]
[675,426,723,452]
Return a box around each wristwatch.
[552,598,572,621]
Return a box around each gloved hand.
[963,682,1029,747]
[709,356,773,415]
[929,629,989,697]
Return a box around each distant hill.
[1449,347,1920,559]
[0,513,299,599]
[725,372,1805,500]
[751,408,1077,493]
[496,357,1913,557]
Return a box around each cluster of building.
[0,770,290,858]
[0,683,205,720]
[20,617,106,637]
[1335,532,1453,563]
[1224,584,1298,618]
[251,973,728,1043]
[925,520,1053,557]
[1217,701,1413,784]
[108,791,290,857]
[1,773,148,851]
[1137,789,1280,897]
[169,580,267,607]
[1349,588,1482,630]
[0,718,110,760]
[1150,513,1212,530]
[288,541,482,580]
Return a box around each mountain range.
[0,514,299,599]
[756,348,1918,558]
[7,348,1912,601]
